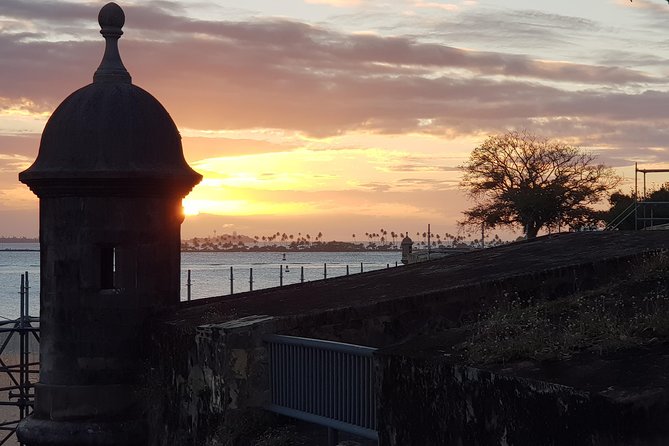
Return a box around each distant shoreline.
[1,247,400,253]
[181,248,399,253]
[0,238,38,244]
[0,249,39,252]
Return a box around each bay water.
[0,243,402,320]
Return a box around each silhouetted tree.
[460,131,619,239]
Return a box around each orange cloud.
[304,0,363,6]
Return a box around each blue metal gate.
[264,334,377,443]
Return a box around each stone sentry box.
[17,3,201,445]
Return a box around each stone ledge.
[376,334,669,446]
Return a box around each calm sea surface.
[0,243,402,319]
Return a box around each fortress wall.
[148,248,661,445]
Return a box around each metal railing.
[606,199,669,231]
[264,335,378,445]
[635,201,669,230]
[184,261,399,299]
[605,200,637,230]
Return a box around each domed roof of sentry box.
[19,2,201,194]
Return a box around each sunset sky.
[2,0,669,240]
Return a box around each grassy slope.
[456,252,669,365]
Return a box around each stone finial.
[94,2,131,84]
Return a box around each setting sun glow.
[182,201,201,217]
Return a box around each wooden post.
[230,266,234,295]
[187,269,191,301]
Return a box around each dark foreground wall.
[147,233,669,445]
[375,346,669,446]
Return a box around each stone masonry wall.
[149,315,278,446]
[149,250,661,445]
[375,350,669,446]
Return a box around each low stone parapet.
[376,336,669,446]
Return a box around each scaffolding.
[607,163,669,230]
[0,273,39,445]
[634,163,669,230]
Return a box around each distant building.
[401,235,475,264]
